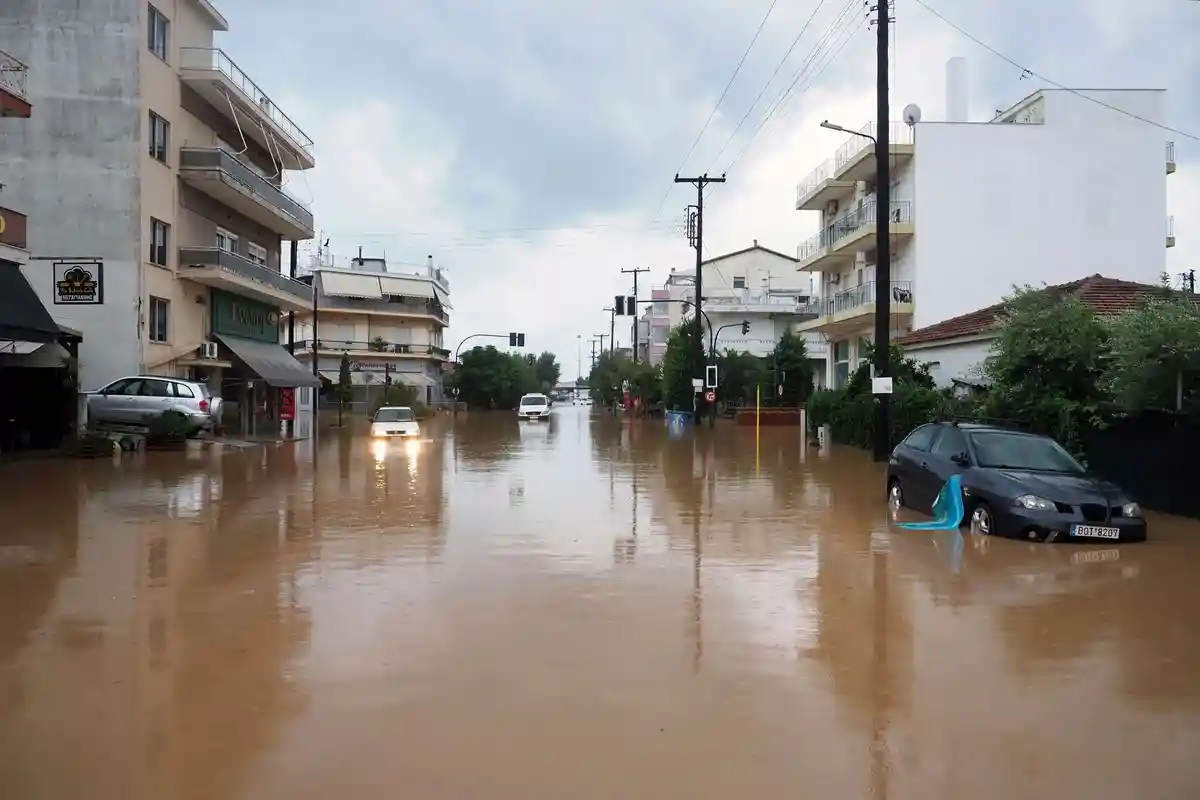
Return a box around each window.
[170,382,194,398]
[833,340,851,388]
[247,242,268,266]
[102,378,141,395]
[216,227,238,253]
[732,276,746,289]
[901,424,939,452]
[149,111,169,163]
[931,426,968,458]
[147,5,169,60]
[149,218,169,266]
[148,296,169,343]
[139,379,171,397]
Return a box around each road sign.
[704,390,715,403]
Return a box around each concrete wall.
[0,0,144,390]
[702,248,812,297]
[904,338,992,389]
[913,89,1168,329]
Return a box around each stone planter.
[735,407,803,426]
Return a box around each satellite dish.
[902,103,922,126]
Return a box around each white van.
[517,393,550,421]
[371,406,420,438]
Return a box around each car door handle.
[920,461,929,470]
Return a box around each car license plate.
[1071,525,1120,540]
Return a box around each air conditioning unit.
[824,200,839,217]
[855,180,868,193]
[201,341,219,360]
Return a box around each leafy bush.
[373,382,420,415]
[147,409,192,440]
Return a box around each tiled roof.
[896,274,1182,347]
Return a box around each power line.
[652,0,783,225]
[911,0,1200,142]
[704,0,835,173]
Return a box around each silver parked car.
[87,376,222,435]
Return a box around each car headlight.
[1016,494,1057,512]
[1122,502,1141,518]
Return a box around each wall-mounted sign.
[53,261,104,304]
[279,388,295,420]
[211,289,280,343]
[0,205,29,250]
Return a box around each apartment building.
[289,256,453,405]
[793,58,1175,389]
[0,2,320,434]
[648,242,826,381]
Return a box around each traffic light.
[509,332,517,347]
[740,320,750,335]
[517,332,525,347]
[613,296,637,315]
[614,295,625,316]
[705,364,718,388]
[626,296,635,315]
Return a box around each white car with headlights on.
[371,406,421,438]
[517,393,551,421]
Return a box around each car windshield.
[969,431,1084,473]
[520,396,547,406]
[374,408,413,422]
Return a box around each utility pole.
[288,241,298,355]
[1186,269,1196,293]
[604,306,616,355]
[596,333,608,356]
[675,174,725,421]
[590,337,598,368]
[622,267,650,362]
[871,0,893,462]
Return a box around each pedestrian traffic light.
[705,364,718,388]
[614,295,625,315]
[517,332,525,347]
[509,332,517,347]
[740,320,750,335]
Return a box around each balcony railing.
[0,48,29,101]
[294,339,450,358]
[834,122,914,172]
[704,295,823,316]
[798,200,913,261]
[179,246,314,302]
[179,47,313,156]
[318,293,450,324]
[179,148,313,230]
[821,281,913,317]
[796,158,836,204]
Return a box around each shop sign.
[53,261,104,304]
[211,289,280,343]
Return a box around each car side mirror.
[951,452,970,466]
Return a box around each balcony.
[831,122,914,183]
[179,246,314,312]
[179,48,315,170]
[703,294,823,318]
[796,158,855,211]
[1167,141,1176,175]
[797,281,914,335]
[797,200,914,272]
[1167,216,1176,248]
[179,148,315,240]
[0,49,31,118]
[294,339,451,360]
[317,294,450,326]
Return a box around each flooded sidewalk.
[1,407,1199,798]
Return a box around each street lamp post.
[819,119,891,461]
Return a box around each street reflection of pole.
[691,431,703,673]
[871,550,889,800]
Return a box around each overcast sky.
[221,0,1199,379]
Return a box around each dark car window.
[931,427,968,457]
[900,424,939,452]
[374,408,414,422]
[968,431,1085,473]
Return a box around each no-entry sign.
[704,390,716,403]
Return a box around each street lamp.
[819,118,891,461]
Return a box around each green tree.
[337,352,353,404]
[534,351,562,392]
[661,322,702,411]
[452,345,539,409]
[717,349,767,407]
[769,329,815,406]
[1103,290,1200,414]
[588,353,662,408]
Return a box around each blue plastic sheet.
[895,474,966,531]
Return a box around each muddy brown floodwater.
[2,407,1200,798]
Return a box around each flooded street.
[2,405,1200,798]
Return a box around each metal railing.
[704,295,823,316]
[797,200,913,261]
[179,246,314,302]
[796,158,836,204]
[0,49,29,101]
[1167,141,1175,164]
[820,281,913,317]
[294,339,450,358]
[834,122,913,172]
[179,148,314,231]
[318,294,450,324]
[179,47,314,156]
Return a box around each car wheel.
[887,479,904,510]
[969,501,994,536]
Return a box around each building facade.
[288,256,453,405]
[0,1,320,434]
[794,59,1175,388]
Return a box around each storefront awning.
[379,275,433,299]
[216,333,321,388]
[0,261,60,344]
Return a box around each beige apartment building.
[1,1,320,435]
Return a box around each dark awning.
[215,333,321,388]
[0,260,60,344]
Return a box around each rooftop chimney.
[946,57,968,123]
[753,239,758,248]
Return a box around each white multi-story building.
[288,255,453,405]
[793,58,1175,389]
[643,242,827,380]
[1,1,320,430]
